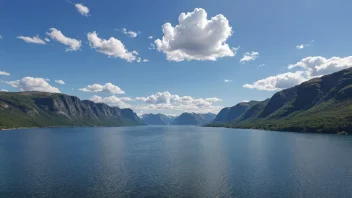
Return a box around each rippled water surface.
[0,126,351,197]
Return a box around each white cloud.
[240,51,259,63]
[205,97,222,102]
[296,44,305,49]
[47,28,82,51]
[137,111,144,117]
[149,43,156,50]
[5,77,60,93]
[0,35,2,39]
[90,95,132,108]
[243,56,352,91]
[44,37,50,42]
[288,56,352,77]
[17,35,46,45]
[136,57,149,63]
[55,80,65,85]
[75,3,89,16]
[0,89,8,92]
[122,28,138,38]
[44,78,50,82]
[135,91,223,113]
[296,43,312,50]
[79,83,125,94]
[224,79,232,83]
[155,8,236,61]
[243,71,308,91]
[87,31,137,62]
[258,64,266,68]
[0,71,10,76]
[148,36,153,39]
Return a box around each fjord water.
[0,126,351,197]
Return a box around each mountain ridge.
[0,91,144,129]
[209,68,352,133]
[172,112,216,125]
[141,113,176,125]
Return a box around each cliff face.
[211,68,352,133]
[0,92,144,129]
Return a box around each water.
[0,126,351,197]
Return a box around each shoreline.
[0,124,146,131]
[204,125,351,135]
[1,125,350,135]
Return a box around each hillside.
[210,68,352,133]
[172,112,216,125]
[0,92,144,129]
[213,101,260,124]
[141,113,175,125]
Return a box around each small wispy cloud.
[54,80,65,85]
[121,28,139,38]
[296,40,314,49]
[240,51,259,63]
[17,35,46,45]
[75,3,90,16]
[47,28,82,51]
[224,79,232,83]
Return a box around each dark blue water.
[0,126,351,197]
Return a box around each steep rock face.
[0,92,144,129]
[213,101,260,123]
[172,113,216,125]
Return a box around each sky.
[1,0,352,116]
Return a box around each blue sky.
[1,0,352,115]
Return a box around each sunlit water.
[0,126,351,197]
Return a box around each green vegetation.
[0,92,144,129]
[208,68,352,134]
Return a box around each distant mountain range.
[141,112,216,126]
[0,92,144,129]
[172,112,216,125]
[210,68,352,133]
[141,113,176,125]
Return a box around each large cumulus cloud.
[155,8,236,61]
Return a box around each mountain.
[213,101,260,124]
[172,113,216,125]
[141,113,175,125]
[210,68,352,133]
[0,91,144,129]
